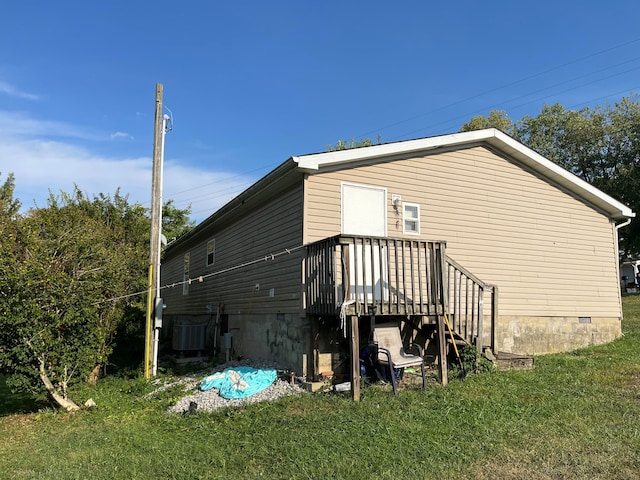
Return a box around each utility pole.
[153,112,171,376]
[145,83,164,379]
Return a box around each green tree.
[462,94,640,258]
[0,175,195,410]
[162,199,195,243]
[0,186,149,409]
[516,99,640,256]
[460,110,516,135]
[0,172,20,219]
[327,135,382,152]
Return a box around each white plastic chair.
[373,323,426,395]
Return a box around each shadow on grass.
[0,375,49,416]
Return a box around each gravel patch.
[148,358,306,414]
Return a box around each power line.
[102,94,640,307]
[161,38,640,219]
[171,180,253,206]
[164,162,279,201]
[179,83,640,219]
[395,64,640,141]
[95,244,305,305]
[353,37,640,141]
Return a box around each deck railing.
[305,235,498,353]
[305,235,447,318]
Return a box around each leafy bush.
[450,344,495,379]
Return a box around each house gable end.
[294,129,633,221]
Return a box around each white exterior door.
[341,183,387,236]
[341,183,389,303]
[347,243,389,302]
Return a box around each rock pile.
[148,358,306,414]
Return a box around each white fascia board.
[488,130,635,220]
[292,130,493,171]
[293,128,634,220]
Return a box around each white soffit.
[292,128,634,220]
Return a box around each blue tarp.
[199,366,277,399]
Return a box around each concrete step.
[491,351,535,370]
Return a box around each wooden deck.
[305,235,447,318]
[305,235,498,350]
[304,235,499,399]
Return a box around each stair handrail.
[446,256,486,287]
[445,256,498,353]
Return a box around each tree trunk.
[38,360,80,412]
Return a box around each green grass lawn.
[2,299,640,480]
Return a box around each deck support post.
[437,315,448,386]
[350,315,360,401]
[435,243,449,386]
[311,315,320,382]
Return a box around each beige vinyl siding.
[162,182,304,318]
[304,146,621,318]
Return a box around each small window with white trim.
[206,239,216,267]
[183,252,190,295]
[403,203,420,235]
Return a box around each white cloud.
[0,81,39,101]
[110,131,134,140]
[0,136,152,209]
[0,110,99,140]
[0,111,253,223]
[160,162,255,222]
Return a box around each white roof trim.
[292,128,634,220]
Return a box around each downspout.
[615,218,632,321]
[616,218,632,230]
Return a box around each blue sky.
[2,1,640,222]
